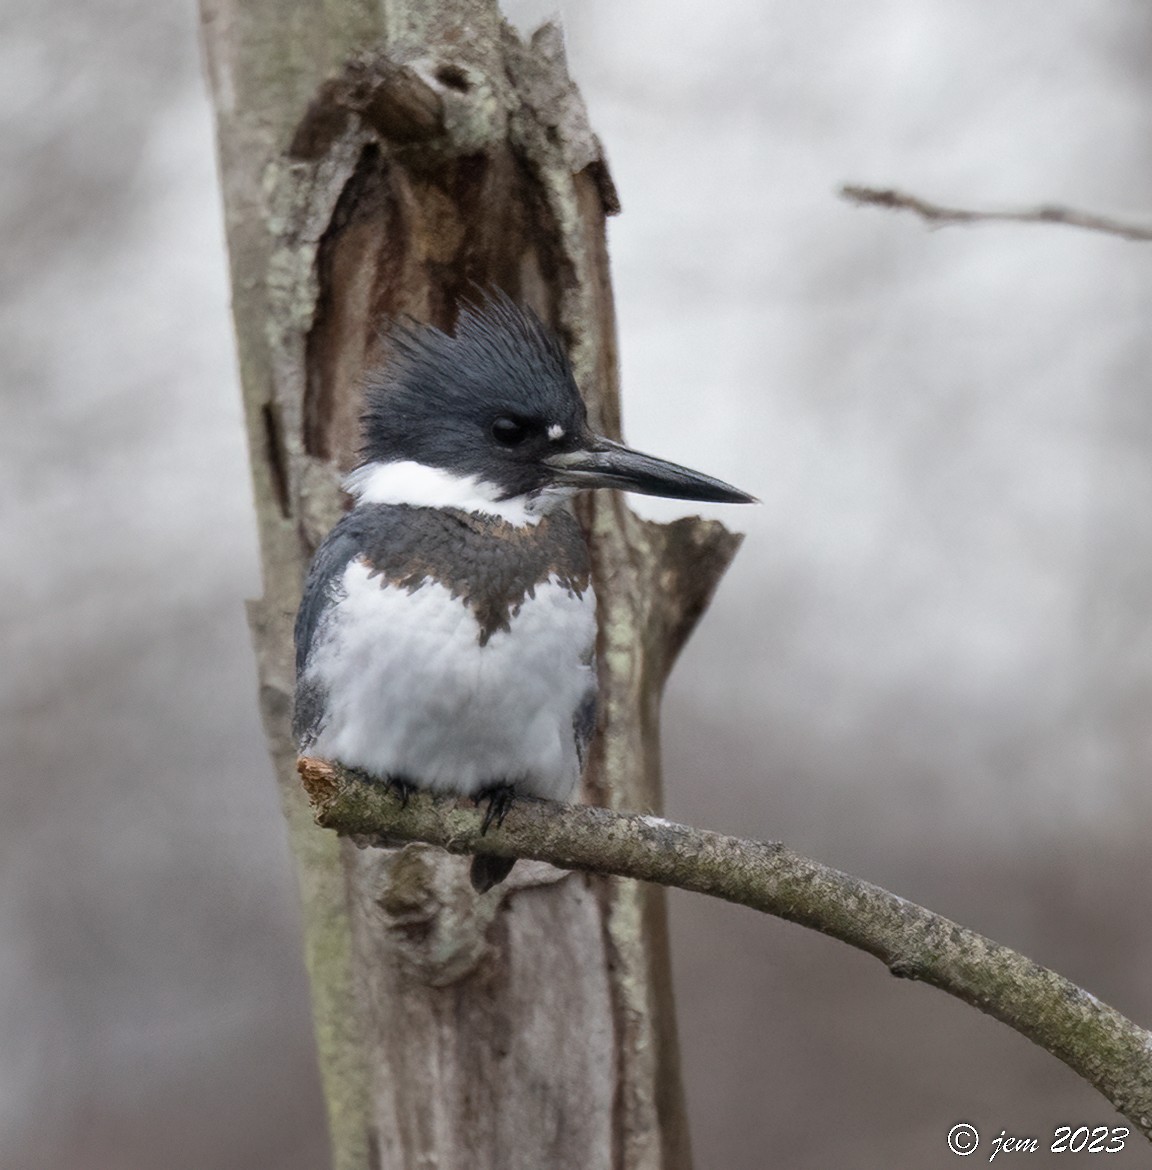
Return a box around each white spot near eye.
[547,423,565,441]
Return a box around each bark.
[198,3,740,1167]
[302,759,1152,1145]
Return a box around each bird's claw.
[475,783,516,834]
[383,775,417,807]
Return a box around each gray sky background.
[4,2,1151,1167]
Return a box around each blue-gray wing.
[573,686,597,773]
[292,516,362,748]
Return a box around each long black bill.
[544,437,757,504]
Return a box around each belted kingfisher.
[294,294,754,891]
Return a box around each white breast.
[303,559,597,801]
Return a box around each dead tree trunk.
[198,3,741,1167]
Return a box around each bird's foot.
[379,774,417,807]
[474,782,516,835]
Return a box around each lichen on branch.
[300,756,1152,1142]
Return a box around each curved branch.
[840,183,1152,243]
[300,756,1152,1141]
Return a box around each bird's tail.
[470,854,516,893]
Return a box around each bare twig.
[840,184,1152,243]
[300,756,1152,1141]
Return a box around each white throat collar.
[343,461,576,526]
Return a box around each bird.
[293,293,754,892]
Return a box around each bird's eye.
[491,416,529,446]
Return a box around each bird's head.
[347,294,755,520]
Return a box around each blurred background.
[4,0,1152,1166]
